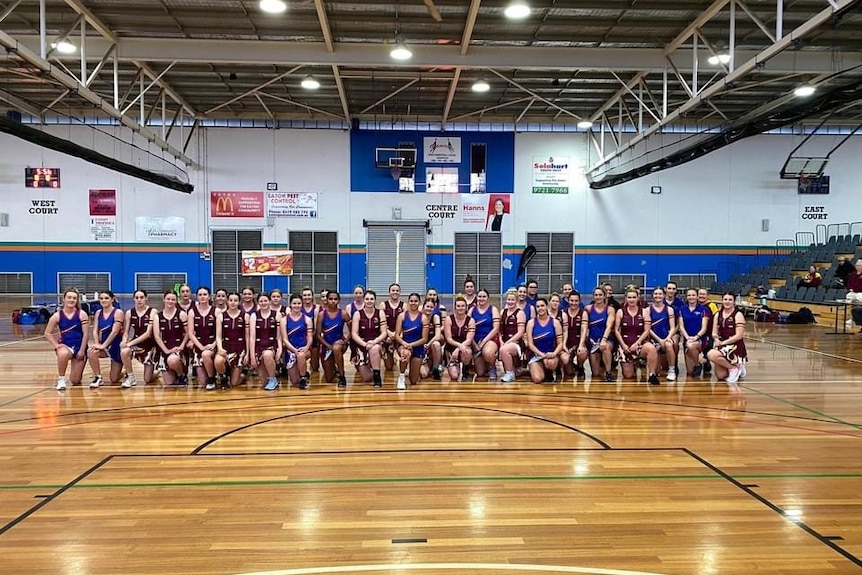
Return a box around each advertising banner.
[266,192,318,218]
[135,216,186,242]
[532,156,570,194]
[89,189,116,216]
[211,191,265,218]
[423,136,461,163]
[241,250,294,276]
[89,216,116,242]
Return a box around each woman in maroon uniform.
[153,290,189,386]
[239,286,257,316]
[443,296,476,381]
[419,298,444,380]
[707,292,748,386]
[187,286,219,390]
[214,288,228,313]
[300,286,321,372]
[120,289,156,388]
[380,283,404,371]
[614,287,660,385]
[498,289,526,383]
[249,292,283,391]
[177,284,193,314]
[562,291,589,379]
[463,275,478,309]
[269,288,288,316]
[215,292,248,389]
[351,290,387,387]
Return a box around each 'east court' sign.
[801,205,828,220]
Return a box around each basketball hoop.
[390,166,402,180]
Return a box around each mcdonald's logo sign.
[210,191,264,218]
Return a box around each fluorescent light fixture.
[504,0,530,19]
[794,85,815,97]
[471,79,490,93]
[259,0,287,14]
[577,120,593,129]
[390,43,413,61]
[301,76,320,90]
[51,40,76,54]
[707,53,731,65]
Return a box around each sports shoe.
[121,373,137,389]
[219,374,230,390]
[604,371,614,382]
[396,373,407,390]
[56,376,68,391]
[576,366,586,378]
[726,366,741,384]
[648,373,660,386]
[89,375,103,389]
[501,371,516,383]
[666,367,677,381]
[739,362,747,378]
[263,377,279,391]
[298,376,310,390]
[337,375,347,389]
[692,365,703,377]
[460,365,472,381]
[432,366,442,380]
[702,361,712,375]
[373,371,382,388]
[177,374,188,387]
[205,377,216,391]
[488,367,498,381]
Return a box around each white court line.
[233,563,672,575]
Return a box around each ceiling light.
[794,85,815,97]
[259,0,287,14]
[707,53,731,66]
[390,43,413,61]
[471,80,490,93]
[51,40,76,54]
[504,1,531,19]
[301,76,320,90]
[577,120,593,129]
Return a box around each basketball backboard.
[779,156,828,179]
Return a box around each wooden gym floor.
[0,297,861,575]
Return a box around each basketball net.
[390,166,402,180]
[798,175,810,192]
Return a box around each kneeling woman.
[45,289,91,391]
[153,291,189,386]
[444,296,476,381]
[249,293,283,391]
[283,293,314,390]
[525,298,564,383]
[215,292,248,389]
[614,287,660,385]
[707,292,748,386]
[394,293,430,389]
[87,290,124,388]
[351,290,388,388]
[318,290,352,389]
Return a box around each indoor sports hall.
[0,1,861,574]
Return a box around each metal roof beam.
[441,67,461,124]
[460,0,481,56]
[313,0,334,53]
[331,64,350,121]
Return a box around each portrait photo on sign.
[485,194,511,232]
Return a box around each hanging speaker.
[761,218,770,232]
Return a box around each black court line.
[190,402,612,455]
[392,538,427,544]
[0,455,114,537]
[682,448,861,568]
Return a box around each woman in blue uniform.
[282,293,313,390]
[525,298,563,383]
[300,286,321,373]
[471,288,501,380]
[678,288,709,377]
[249,292,283,391]
[215,292,248,389]
[582,287,616,382]
[443,296,476,381]
[87,290,124,388]
[394,292,430,389]
[317,290,352,389]
[120,289,156,388]
[45,289,90,391]
[648,287,678,381]
[351,290,388,387]
[153,290,189,386]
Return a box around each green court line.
[0,388,50,409]
[2,472,861,491]
[741,384,862,430]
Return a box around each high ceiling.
[0,0,861,172]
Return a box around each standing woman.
[516,285,534,322]
[394,293,430,389]
[300,286,321,372]
[648,287,678,381]
[214,289,229,313]
[614,287,660,385]
[525,298,564,383]
[177,284,194,314]
[249,293,283,391]
[707,292,748,385]
[239,286,258,316]
[269,288,288,316]
[471,288,501,380]
[351,290,387,387]
[317,290,351,389]
[419,298,445,380]
[187,286,218,390]
[45,289,90,391]
[678,288,709,377]
[120,289,156,388]
[380,283,404,372]
[562,291,589,379]
[282,293,313,390]
[582,287,616,382]
[425,287,446,317]
[214,292,248,389]
[443,296,476,381]
[498,289,527,383]
[345,285,365,365]
[87,290,124,388]
[153,290,189,386]
[463,275,478,309]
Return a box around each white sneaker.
[396,373,407,390]
[500,371,516,383]
[726,366,741,384]
[121,373,137,389]
[666,367,677,382]
[56,377,67,391]
[89,376,103,389]
[739,362,747,378]
[488,367,498,381]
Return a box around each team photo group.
[43,276,748,393]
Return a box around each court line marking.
[741,385,862,429]
[754,335,862,365]
[231,563,674,575]
[0,387,50,409]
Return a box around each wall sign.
[210,191,264,218]
[25,167,60,188]
[266,192,318,218]
[801,205,828,220]
[423,136,461,163]
[29,199,58,214]
[135,216,186,241]
[532,155,570,194]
